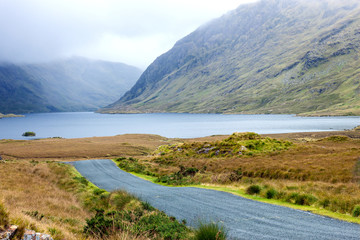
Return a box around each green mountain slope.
[0,57,142,113]
[102,0,360,116]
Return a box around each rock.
[197,147,215,154]
[0,225,17,240]
[240,146,248,151]
[22,229,53,240]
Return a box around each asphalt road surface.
[71,159,360,240]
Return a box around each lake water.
[0,112,359,140]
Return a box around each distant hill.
[0,57,142,113]
[102,0,360,116]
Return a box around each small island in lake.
[0,113,24,119]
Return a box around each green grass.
[154,132,293,160]
[353,205,360,217]
[194,222,227,240]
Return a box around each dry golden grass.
[0,160,90,239]
[150,131,360,182]
[142,131,360,216]
[0,160,149,240]
[0,134,170,161]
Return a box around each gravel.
[71,159,360,240]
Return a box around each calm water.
[0,112,359,140]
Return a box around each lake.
[0,112,359,140]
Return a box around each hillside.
[0,57,142,113]
[102,0,360,116]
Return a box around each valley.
[1,0,360,239]
[0,129,359,239]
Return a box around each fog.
[0,0,257,69]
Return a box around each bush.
[352,205,360,217]
[295,194,317,206]
[246,185,261,195]
[319,198,330,208]
[287,193,317,206]
[22,131,36,137]
[155,166,200,186]
[115,157,148,175]
[322,135,349,142]
[93,188,106,195]
[84,209,113,237]
[194,222,227,240]
[266,188,278,199]
[134,212,189,239]
[110,190,135,210]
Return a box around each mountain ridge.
[102,0,360,116]
[0,57,142,113]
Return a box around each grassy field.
[0,130,359,239]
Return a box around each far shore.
[0,113,24,118]
[1,128,359,161]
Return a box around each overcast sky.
[0,0,257,69]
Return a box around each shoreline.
[0,113,24,119]
[1,129,360,161]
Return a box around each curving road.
[71,159,360,240]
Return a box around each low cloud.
[0,0,257,68]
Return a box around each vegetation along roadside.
[0,159,228,239]
[113,131,360,224]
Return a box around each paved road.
[71,159,360,240]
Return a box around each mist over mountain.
[0,57,142,114]
[102,0,360,116]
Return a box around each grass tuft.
[352,205,360,217]
[194,221,227,240]
[0,201,9,228]
[266,188,278,199]
[246,185,261,195]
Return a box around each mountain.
[102,0,360,116]
[0,57,142,113]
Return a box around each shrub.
[290,193,317,206]
[134,212,189,239]
[84,208,113,237]
[352,205,360,217]
[266,188,278,199]
[93,188,106,195]
[22,131,36,137]
[115,157,148,175]
[110,190,135,210]
[246,185,261,195]
[194,222,227,240]
[319,199,330,208]
[322,135,349,142]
